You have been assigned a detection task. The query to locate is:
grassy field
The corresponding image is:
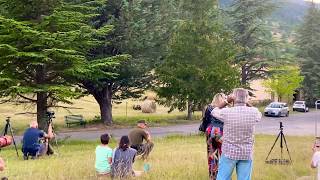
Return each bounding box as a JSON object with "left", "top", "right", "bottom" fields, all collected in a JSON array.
[
  {"left": 0, "top": 96, "right": 201, "bottom": 134},
  {"left": 0, "top": 135, "right": 317, "bottom": 180}
]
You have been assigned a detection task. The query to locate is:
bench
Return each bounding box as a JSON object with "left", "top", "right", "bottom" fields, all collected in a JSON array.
[{"left": 64, "top": 115, "right": 86, "bottom": 128}]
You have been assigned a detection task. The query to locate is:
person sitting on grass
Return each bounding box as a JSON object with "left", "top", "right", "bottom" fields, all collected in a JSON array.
[
  {"left": 128, "top": 120, "right": 154, "bottom": 160},
  {"left": 22, "top": 121, "right": 53, "bottom": 160},
  {"left": 112, "top": 136, "right": 142, "bottom": 178},
  {"left": 95, "top": 133, "right": 113, "bottom": 176}
]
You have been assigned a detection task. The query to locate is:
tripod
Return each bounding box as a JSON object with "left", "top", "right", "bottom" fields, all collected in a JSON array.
[
  {"left": 265, "top": 122, "right": 292, "bottom": 165},
  {"left": 1, "top": 117, "right": 19, "bottom": 157},
  {"left": 46, "top": 113, "right": 59, "bottom": 155}
]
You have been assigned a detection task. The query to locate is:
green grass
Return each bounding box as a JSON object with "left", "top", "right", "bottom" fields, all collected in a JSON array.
[
  {"left": 0, "top": 135, "right": 317, "bottom": 179},
  {"left": 0, "top": 96, "right": 201, "bottom": 134}
]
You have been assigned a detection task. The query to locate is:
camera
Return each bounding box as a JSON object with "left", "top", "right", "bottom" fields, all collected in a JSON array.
[{"left": 46, "top": 111, "right": 55, "bottom": 118}]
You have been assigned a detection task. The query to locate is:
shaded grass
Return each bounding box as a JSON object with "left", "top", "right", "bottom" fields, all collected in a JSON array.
[
  {"left": 0, "top": 96, "right": 201, "bottom": 134},
  {"left": 0, "top": 135, "right": 317, "bottom": 179}
]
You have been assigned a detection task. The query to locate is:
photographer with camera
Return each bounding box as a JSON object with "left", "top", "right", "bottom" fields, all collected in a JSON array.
[{"left": 22, "top": 120, "right": 54, "bottom": 160}]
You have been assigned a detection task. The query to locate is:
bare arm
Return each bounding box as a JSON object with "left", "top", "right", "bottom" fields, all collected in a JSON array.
[
  {"left": 46, "top": 123, "right": 54, "bottom": 139},
  {"left": 146, "top": 131, "right": 151, "bottom": 142}
]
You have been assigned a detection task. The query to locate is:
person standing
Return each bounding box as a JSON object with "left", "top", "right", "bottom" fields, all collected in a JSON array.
[
  {"left": 128, "top": 120, "right": 154, "bottom": 160},
  {"left": 212, "top": 88, "right": 262, "bottom": 180},
  {"left": 206, "top": 93, "right": 226, "bottom": 180}
]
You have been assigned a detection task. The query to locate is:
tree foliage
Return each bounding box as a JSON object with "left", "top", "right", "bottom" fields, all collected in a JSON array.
[
  {"left": 0, "top": 0, "right": 122, "bottom": 129},
  {"left": 296, "top": 2, "right": 320, "bottom": 104},
  {"left": 226, "top": 0, "right": 276, "bottom": 86},
  {"left": 78, "top": 0, "right": 176, "bottom": 124},
  {"left": 263, "top": 66, "right": 304, "bottom": 102},
  {"left": 155, "top": 0, "right": 239, "bottom": 119}
]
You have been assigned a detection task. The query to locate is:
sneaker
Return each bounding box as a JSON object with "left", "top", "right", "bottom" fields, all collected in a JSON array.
[{"left": 23, "top": 155, "right": 28, "bottom": 160}]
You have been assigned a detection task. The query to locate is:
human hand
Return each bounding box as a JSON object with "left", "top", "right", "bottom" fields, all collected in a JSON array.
[{"left": 227, "top": 95, "right": 235, "bottom": 104}]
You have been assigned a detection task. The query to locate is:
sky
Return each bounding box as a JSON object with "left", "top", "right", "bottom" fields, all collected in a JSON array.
[{"left": 305, "top": 0, "right": 320, "bottom": 3}]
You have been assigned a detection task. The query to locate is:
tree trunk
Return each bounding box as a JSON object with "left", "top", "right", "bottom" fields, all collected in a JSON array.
[
  {"left": 202, "top": 105, "right": 207, "bottom": 117},
  {"left": 93, "top": 84, "right": 113, "bottom": 125},
  {"left": 36, "top": 65, "right": 48, "bottom": 130},
  {"left": 187, "top": 100, "right": 193, "bottom": 120},
  {"left": 37, "top": 92, "right": 48, "bottom": 130},
  {"left": 241, "top": 65, "right": 247, "bottom": 86}
]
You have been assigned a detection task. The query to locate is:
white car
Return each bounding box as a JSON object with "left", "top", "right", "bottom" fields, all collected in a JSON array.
[
  {"left": 316, "top": 100, "right": 320, "bottom": 109},
  {"left": 264, "top": 102, "right": 289, "bottom": 117},
  {"left": 293, "top": 101, "right": 309, "bottom": 112}
]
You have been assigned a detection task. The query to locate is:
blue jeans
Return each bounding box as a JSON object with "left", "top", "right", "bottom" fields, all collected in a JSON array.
[
  {"left": 22, "top": 144, "right": 46, "bottom": 157},
  {"left": 216, "top": 154, "right": 253, "bottom": 180}
]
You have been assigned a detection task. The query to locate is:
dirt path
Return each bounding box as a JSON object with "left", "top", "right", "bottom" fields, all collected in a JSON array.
[{"left": 14, "top": 110, "right": 320, "bottom": 142}]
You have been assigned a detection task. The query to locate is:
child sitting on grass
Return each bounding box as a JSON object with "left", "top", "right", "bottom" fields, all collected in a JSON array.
[{"left": 95, "top": 133, "right": 113, "bottom": 176}]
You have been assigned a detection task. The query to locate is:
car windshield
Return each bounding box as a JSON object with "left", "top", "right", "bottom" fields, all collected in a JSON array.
[
  {"left": 294, "top": 101, "right": 304, "bottom": 104},
  {"left": 268, "top": 103, "right": 281, "bottom": 108}
]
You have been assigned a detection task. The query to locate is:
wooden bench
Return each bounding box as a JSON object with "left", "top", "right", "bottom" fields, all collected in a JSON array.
[{"left": 64, "top": 115, "right": 86, "bottom": 128}]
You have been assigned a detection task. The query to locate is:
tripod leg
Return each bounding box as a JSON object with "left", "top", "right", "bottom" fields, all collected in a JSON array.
[
  {"left": 282, "top": 133, "right": 292, "bottom": 163},
  {"left": 8, "top": 124, "right": 19, "bottom": 157},
  {"left": 3, "top": 123, "right": 9, "bottom": 136},
  {"left": 48, "top": 122, "right": 59, "bottom": 155},
  {"left": 280, "top": 132, "right": 283, "bottom": 160},
  {"left": 265, "top": 132, "right": 281, "bottom": 161}
]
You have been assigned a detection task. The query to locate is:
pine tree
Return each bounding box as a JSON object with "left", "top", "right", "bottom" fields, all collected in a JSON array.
[
  {"left": 0, "top": 0, "right": 121, "bottom": 129},
  {"left": 226, "top": 0, "right": 276, "bottom": 86},
  {"left": 155, "top": 0, "right": 239, "bottom": 119},
  {"left": 296, "top": 2, "right": 320, "bottom": 104},
  {"left": 78, "top": 0, "right": 175, "bottom": 124}
]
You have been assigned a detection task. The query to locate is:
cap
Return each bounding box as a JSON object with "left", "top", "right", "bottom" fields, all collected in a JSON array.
[{"left": 137, "top": 120, "right": 147, "bottom": 125}]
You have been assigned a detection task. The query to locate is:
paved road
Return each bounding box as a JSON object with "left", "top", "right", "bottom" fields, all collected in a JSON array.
[{"left": 14, "top": 110, "right": 320, "bottom": 142}]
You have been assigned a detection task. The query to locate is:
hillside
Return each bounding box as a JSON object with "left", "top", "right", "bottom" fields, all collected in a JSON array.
[{"left": 220, "top": 0, "right": 311, "bottom": 32}]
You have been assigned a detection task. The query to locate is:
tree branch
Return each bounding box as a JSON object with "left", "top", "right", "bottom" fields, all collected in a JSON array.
[
  {"left": 49, "top": 105, "right": 83, "bottom": 109},
  {"left": 18, "top": 93, "right": 37, "bottom": 102}
]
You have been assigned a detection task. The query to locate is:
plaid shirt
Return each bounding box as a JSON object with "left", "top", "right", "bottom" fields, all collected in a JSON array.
[{"left": 212, "top": 104, "right": 261, "bottom": 160}]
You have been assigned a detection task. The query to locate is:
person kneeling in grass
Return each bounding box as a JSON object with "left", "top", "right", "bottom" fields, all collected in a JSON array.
[
  {"left": 112, "top": 136, "right": 142, "bottom": 178},
  {"left": 95, "top": 133, "right": 113, "bottom": 176},
  {"left": 22, "top": 121, "right": 54, "bottom": 160},
  {"left": 129, "top": 120, "right": 154, "bottom": 160}
]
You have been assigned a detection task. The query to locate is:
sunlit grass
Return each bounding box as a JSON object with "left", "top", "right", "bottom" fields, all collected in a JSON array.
[
  {"left": 0, "top": 96, "right": 201, "bottom": 134},
  {"left": 0, "top": 135, "right": 317, "bottom": 180}
]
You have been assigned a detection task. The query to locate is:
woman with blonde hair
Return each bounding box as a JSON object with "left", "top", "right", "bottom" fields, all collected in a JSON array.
[{"left": 205, "top": 93, "right": 227, "bottom": 180}]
